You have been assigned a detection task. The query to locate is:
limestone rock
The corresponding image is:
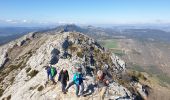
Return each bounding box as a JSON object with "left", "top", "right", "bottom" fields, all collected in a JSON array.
[{"left": 0, "top": 32, "right": 136, "bottom": 100}]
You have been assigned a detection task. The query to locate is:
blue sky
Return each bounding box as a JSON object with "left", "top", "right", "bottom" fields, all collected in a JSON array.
[{"left": 0, "top": 0, "right": 170, "bottom": 26}]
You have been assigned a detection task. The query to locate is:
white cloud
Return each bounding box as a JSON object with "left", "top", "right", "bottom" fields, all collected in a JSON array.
[
  {"left": 5, "top": 19, "right": 18, "bottom": 23},
  {"left": 3, "top": 19, "right": 31, "bottom": 24},
  {"left": 22, "top": 19, "right": 27, "bottom": 23},
  {"left": 58, "top": 20, "right": 78, "bottom": 24}
]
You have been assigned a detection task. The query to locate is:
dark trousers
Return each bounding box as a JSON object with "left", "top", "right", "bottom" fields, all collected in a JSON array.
[
  {"left": 66, "top": 81, "right": 84, "bottom": 96},
  {"left": 90, "top": 59, "right": 95, "bottom": 66},
  {"left": 61, "top": 82, "right": 67, "bottom": 92},
  {"left": 49, "top": 74, "right": 56, "bottom": 84}
]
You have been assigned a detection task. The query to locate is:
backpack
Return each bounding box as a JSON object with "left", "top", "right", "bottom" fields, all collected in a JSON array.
[
  {"left": 50, "top": 67, "right": 57, "bottom": 77},
  {"left": 73, "top": 72, "right": 83, "bottom": 85}
]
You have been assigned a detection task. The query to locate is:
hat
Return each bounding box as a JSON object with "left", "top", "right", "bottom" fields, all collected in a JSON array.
[
  {"left": 63, "top": 68, "right": 67, "bottom": 72},
  {"left": 74, "top": 63, "right": 81, "bottom": 69},
  {"left": 97, "top": 70, "right": 103, "bottom": 77},
  {"left": 77, "top": 67, "right": 82, "bottom": 72}
]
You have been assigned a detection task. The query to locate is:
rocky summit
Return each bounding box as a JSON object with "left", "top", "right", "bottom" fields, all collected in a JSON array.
[{"left": 0, "top": 30, "right": 148, "bottom": 100}]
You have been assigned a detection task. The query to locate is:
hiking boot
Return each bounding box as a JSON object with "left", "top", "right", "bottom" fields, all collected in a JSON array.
[
  {"left": 83, "top": 94, "right": 86, "bottom": 97},
  {"left": 76, "top": 95, "right": 80, "bottom": 98},
  {"left": 65, "top": 89, "right": 68, "bottom": 92},
  {"left": 80, "top": 93, "right": 85, "bottom": 97},
  {"left": 52, "top": 81, "right": 57, "bottom": 85}
]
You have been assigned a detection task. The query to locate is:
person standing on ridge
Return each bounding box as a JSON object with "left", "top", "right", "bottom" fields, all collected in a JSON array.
[
  {"left": 90, "top": 54, "right": 95, "bottom": 66},
  {"left": 45, "top": 64, "right": 57, "bottom": 84},
  {"left": 65, "top": 64, "right": 86, "bottom": 97},
  {"left": 58, "top": 68, "right": 69, "bottom": 94}
]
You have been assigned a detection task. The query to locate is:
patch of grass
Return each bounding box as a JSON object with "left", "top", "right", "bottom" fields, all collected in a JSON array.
[
  {"left": 9, "top": 77, "right": 15, "bottom": 85},
  {"left": 94, "top": 48, "right": 100, "bottom": 54},
  {"left": 102, "top": 39, "right": 118, "bottom": 49},
  {"left": 8, "top": 61, "right": 24, "bottom": 72},
  {"left": 0, "top": 71, "right": 7, "bottom": 77},
  {"left": 7, "top": 95, "right": 11, "bottom": 100},
  {"left": 26, "top": 67, "right": 31, "bottom": 73},
  {"left": 68, "top": 45, "right": 77, "bottom": 53},
  {"left": 0, "top": 77, "right": 3, "bottom": 83},
  {"left": 27, "top": 70, "right": 39, "bottom": 78},
  {"left": 77, "top": 51, "right": 83, "bottom": 58},
  {"left": 37, "top": 85, "right": 44, "bottom": 91},
  {"left": 29, "top": 85, "right": 39, "bottom": 90},
  {"left": 117, "top": 78, "right": 129, "bottom": 86},
  {"left": 128, "top": 70, "right": 147, "bottom": 81},
  {"left": 0, "top": 88, "right": 4, "bottom": 97},
  {"left": 112, "top": 50, "right": 125, "bottom": 57}
]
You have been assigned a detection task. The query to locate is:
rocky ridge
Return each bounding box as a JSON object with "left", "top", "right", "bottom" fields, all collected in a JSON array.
[{"left": 0, "top": 31, "right": 147, "bottom": 100}]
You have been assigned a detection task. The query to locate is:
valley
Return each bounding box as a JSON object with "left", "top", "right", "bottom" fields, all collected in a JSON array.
[{"left": 99, "top": 37, "right": 170, "bottom": 100}]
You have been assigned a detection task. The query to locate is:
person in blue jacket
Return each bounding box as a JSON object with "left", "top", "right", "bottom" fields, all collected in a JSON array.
[
  {"left": 45, "top": 64, "right": 57, "bottom": 84},
  {"left": 65, "top": 67, "right": 85, "bottom": 97}
]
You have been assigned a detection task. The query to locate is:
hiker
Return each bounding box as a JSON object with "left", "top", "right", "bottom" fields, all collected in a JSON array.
[
  {"left": 45, "top": 64, "right": 57, "bottom": 84},
  {"left": 58, "top": 69, "right": 69, "bottom": 94},
  {"left": 65, "top": 66, "right": 85, "bottom": 97},
  {"left": 90, "top": 54, "right": 95, "bottom": 66},
  {"left": 97, "top": 70, "right": 110, "bottom": 99}
]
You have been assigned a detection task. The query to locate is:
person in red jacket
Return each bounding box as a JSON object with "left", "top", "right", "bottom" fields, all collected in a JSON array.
[{"left": 97, "top": 70, "right": 110, "bottom": 99}]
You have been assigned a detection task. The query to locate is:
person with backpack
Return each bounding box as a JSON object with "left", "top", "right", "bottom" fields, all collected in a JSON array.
[
  {"left": 58, "top": 69, "right": 69, "bottom": 94},
  {"left": 65, "top": 66, "right": 85, "bottom": 97},
  {"left": 45, "top": 64, "right": 57, "bottom": 84}
]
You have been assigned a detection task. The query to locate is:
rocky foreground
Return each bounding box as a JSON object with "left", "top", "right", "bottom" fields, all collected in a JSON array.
[{"left": 0, "top": 31, "right": 148, "bottom": 100}]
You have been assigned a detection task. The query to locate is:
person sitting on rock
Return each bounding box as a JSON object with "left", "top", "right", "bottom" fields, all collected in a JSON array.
[
  {"left": 65, "top": 66, "right": 85, "bottom": 97},
  {"left": 58, "top": 68, "right": 69, "bottom": 94},
  {"left": 45, "top": 64, "right": 57, "bottom": 84}
]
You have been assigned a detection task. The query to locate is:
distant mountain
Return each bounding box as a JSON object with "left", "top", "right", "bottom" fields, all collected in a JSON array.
[
  {"left": 1, "top": 24, "right": 170, "bottom": 46},
  {"left": 48, "top": 24, "right": 119, "bottom": 39},
  {"left": 121, "top": 29, "right": 170, "bottom": 42},
  {"left": 52, "top": 24, "right": 170, "bottom": 42},
  {"left": 0, "top": 27, "right": 44, "bottom": 36},
  {"left": 0, "top": 27, "right": 47, "bottom": 45}
]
